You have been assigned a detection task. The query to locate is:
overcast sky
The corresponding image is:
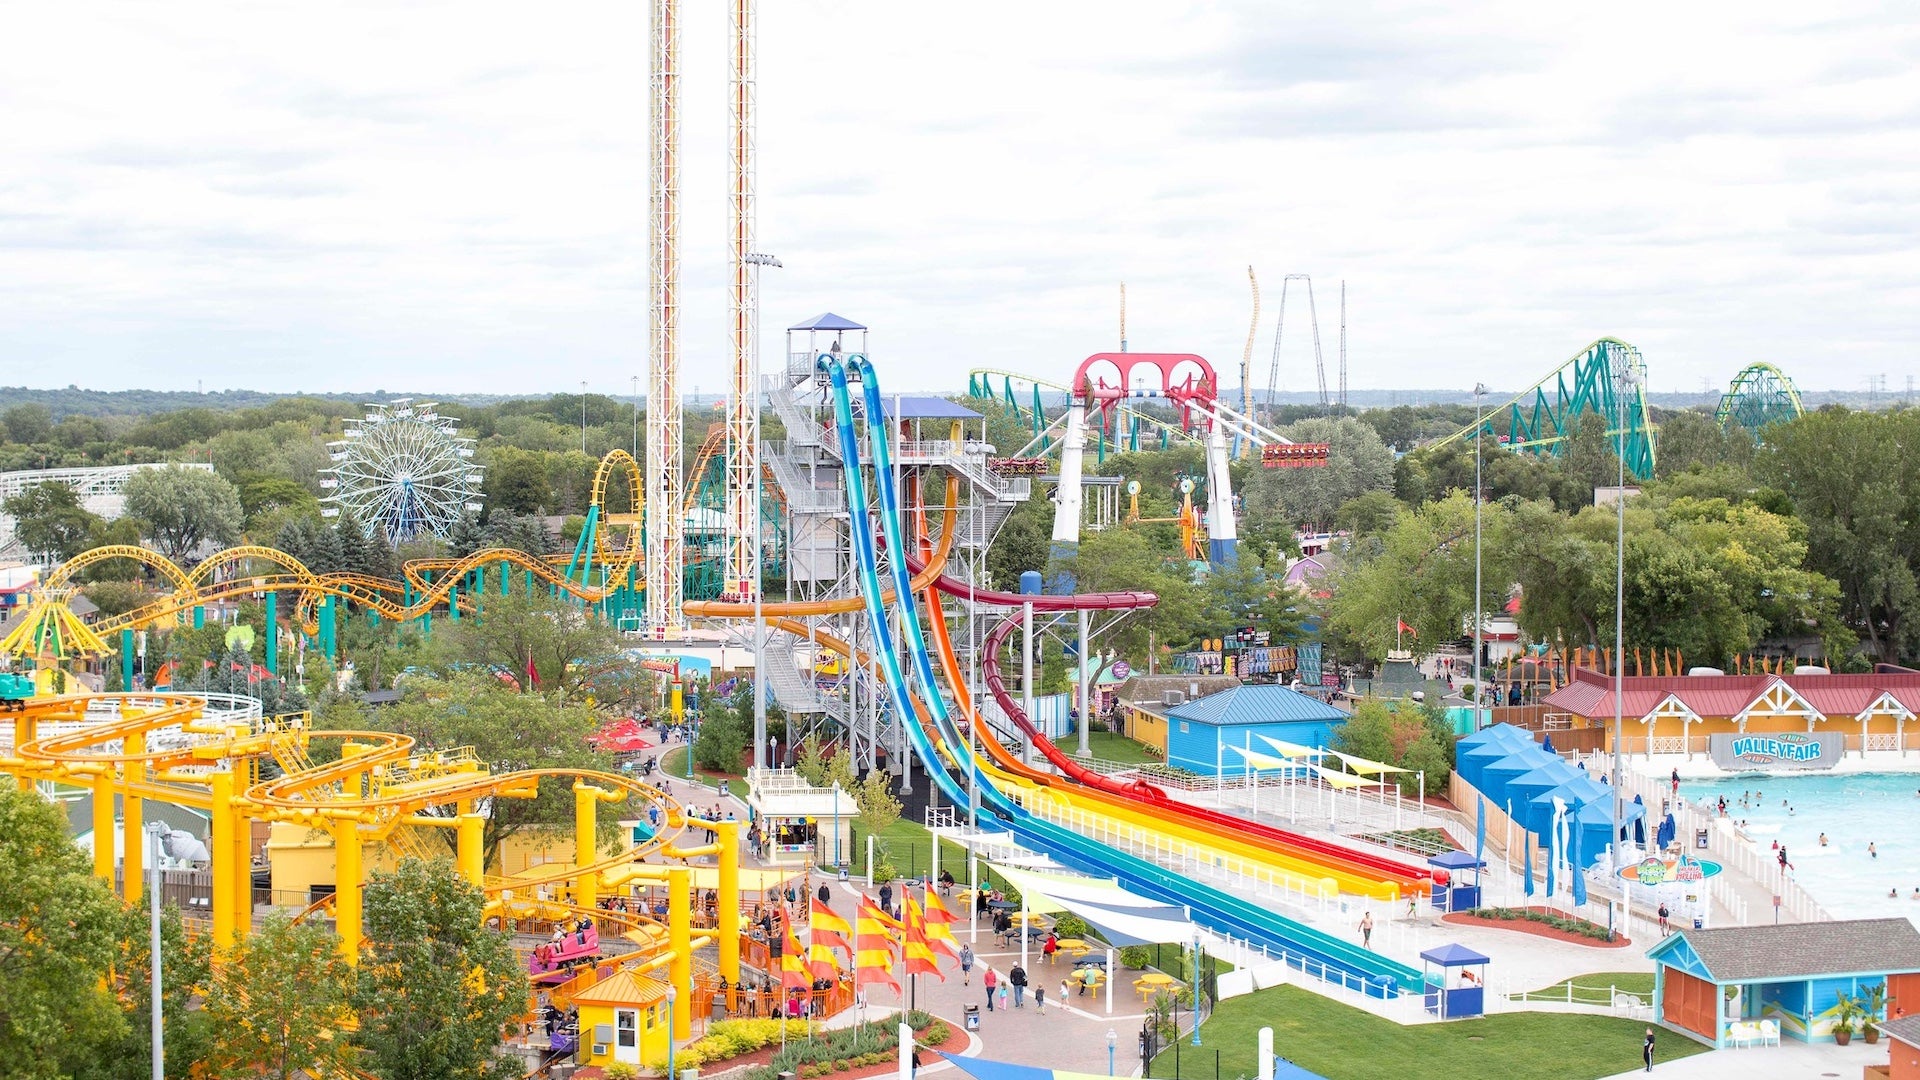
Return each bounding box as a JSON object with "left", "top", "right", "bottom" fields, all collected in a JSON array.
[{"left": 4, "top": 1, "right": 1918, "bottom": 397}]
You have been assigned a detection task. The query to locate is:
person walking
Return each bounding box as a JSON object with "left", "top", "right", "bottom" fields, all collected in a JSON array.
[
  {"left": 818, "top": 882, "right": 831, "bottom": 905},
  {"left": 1009, "top": 963, "right": 1028, "bottom": 1008},
  {"left": 959, "top": 943, "right": 975, "bottom": 985},
  {"left": 1657, "top": 902, "right": 1670, "bottom": 938},
  {"left": 879, "top": 880, "right": 893, "bottom": 912},
  {"left": 1642, "top": 1026, "right": 1655, "bottom": 1072},
  {"left": 983, "top": 966, "right": 998, "bottom": 1011},
  {"left": 1059, "top": 977, "right": 1071, "bottom": 1007},
  {"left": 1035, "top": 981, "right": 1047, "bottom": 1013},
  {"left": 1358, "top": 912, "right": 1374, "bottom": 950}
]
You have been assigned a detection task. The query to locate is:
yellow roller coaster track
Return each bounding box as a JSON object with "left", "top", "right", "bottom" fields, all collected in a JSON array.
[{"left": 42, "top": 451, "right": 648, "bottom": 637}]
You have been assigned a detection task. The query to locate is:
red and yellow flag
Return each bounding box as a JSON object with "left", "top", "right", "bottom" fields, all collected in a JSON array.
[
  {"left": 903, "top": 896, "right": 946, "bottom": 979},
  {"left": 810, "top": 900, "right": 852, "bottom": 956},
  {"left": 920, "top": 897, "right": 960, "bottom": 960},
  {"left": 853, "top": 896, "right": 899, "bottom": 993},
  {"left": 923, "top": 889, "right": 963, "bottom": 926},
  {"left": 779, "top": 918, "right": 812, "bottom": 990}
]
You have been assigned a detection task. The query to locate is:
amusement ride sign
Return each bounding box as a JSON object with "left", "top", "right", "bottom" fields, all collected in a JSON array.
[
  {"left": 1618, "top": 854, "right": 1723, "bottom": 885},
  {"left": 1707, "top": 731, "right": 1844, "bottom": 771}
]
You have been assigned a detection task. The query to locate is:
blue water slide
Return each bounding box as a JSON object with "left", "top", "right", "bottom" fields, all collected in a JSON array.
[{"left": 822, "top": 355, "right": 1420, "bottom": 996}]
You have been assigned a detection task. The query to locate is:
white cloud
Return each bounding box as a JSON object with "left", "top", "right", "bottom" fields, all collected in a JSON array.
[{"left": 1, "top": 0, "right": 1917, "bottom": 395}]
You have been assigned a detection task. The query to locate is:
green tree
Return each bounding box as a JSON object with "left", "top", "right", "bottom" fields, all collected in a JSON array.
[
  {"left": 352, "top": 859, "right": 527, "bottom": 1080},
  {"left": 692, "top": 692, "right": 749, "bottom": 773},
  {"left": 0, "top": 785, "right": 127, "bottom": 1078},
  {"left": 984, "top": 499, "right": 1050, "bottom": 591},
  {"left": 432, "top": 591, "right": 622, "bottom": 699},
  {"left": 485, "top": 449, "right": 551, "bottom": 514},
  {"left": 854, "top": 770, "right": 903, "bottom": 878},
  {"left": 1331, "top": 699, "right": 1452, "bottom": 795},
  {"left": 1241, "top": 416, "right": 1394, "bottom": 529},
  {"left": 2, "top": 481, "right": 103, "bottom": 565},
  {"left": 1332, "top": 490, "right": 1400, "bottom": 538},
  {"left": 63, "top": 903, "right": 215, "bottom": 1080},
  {"left": 236, "top": 471, "right": 319, "bottom": 530},
  {"left": 1326, "top": 493, "right": 1499, "bottom": 661},
  {"left": 1654, "top": 408, "right": 1751, "bottom": 478},
  {"left": 1762, "top": 409, "right": 1920, "bottom": 664},
  {"left": 122, "top": 465, "right": 244, "bottom": 562},
  {"left": 1559, "top": 412, "right": 1621, "bottom": 501},
  {"left": 204, "top": 915, "right": 354, "bottom": 1080},
  {"left": 3, "top": 402, "right": 55, "bottom": 444},
  {"left": 1058, "top": 527, "right": 1208, "bottom": 676}
]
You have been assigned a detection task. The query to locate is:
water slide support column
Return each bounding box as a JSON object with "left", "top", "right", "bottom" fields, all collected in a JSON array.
[
  {"left": 1204, "top": 420, "right": 1238, "bottom": 566},
  {"left": 1049, "top": 402, "right": 1088, "bottom": 568},
  {"left": 1022, "top": 601, "right": 1034, "bottom": 766},
  {"left": 668, "top": 866, "right": 694, "bottom": 1042},
  {"left": 1077, "top": 608, "right": 1092, "bottom": 758}
]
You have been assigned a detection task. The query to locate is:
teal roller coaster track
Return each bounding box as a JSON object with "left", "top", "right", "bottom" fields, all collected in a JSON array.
[{"left": 1430, "top": 337, "right": 1656, "bottom": 480}]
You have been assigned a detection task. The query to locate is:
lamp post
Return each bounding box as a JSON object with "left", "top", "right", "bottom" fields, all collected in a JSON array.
[
  {"left": 632, "top": 375, "right": 641, "bottom": 460},
  {"left": 666, "top": 986, "right": 678, "bottom": 1080},
  {"left": 1107, "top": 1028, "right": 1117, "bottom": 1076},
  {"left": 147, "top": 822, "right": 165, "bottom": 1080},
  {"left": 581, "top": 380, "right": 589, "bottom": 455},
  {"left": 746, "top": 251, "right": 782, "bottom": 771},
  {"left": 1611, "top": 359, "right": 1639, "bottom": 870},
  {"left": 1189, "top": 932, "right": 1203, "bottom": 1046},
  {"left": 1472, "top": 382, "right": 1487, "bottom": 729}
]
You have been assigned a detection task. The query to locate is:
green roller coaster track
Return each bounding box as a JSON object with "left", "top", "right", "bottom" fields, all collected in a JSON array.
[
  {"left": 1430, "top": 337, "right": 1657, "bottom": 480},
  {"left": 1714, "top": 362, "right": 1804, "bottom": 440}
]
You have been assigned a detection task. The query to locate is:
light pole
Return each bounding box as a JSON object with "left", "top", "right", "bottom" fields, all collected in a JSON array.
[
  {"left": 1472, "top": 383, "right": 1488, "bottom": 729},
  {"left": 632, "top": 375, "right": 641, "bottom": 460},
  {"left": 1611, "top": 358, "right": 1638, "bottom": 867},
  {"left": 746, "top": 251, "right": 782, "bottom": 771},
  {"left": 666, "top": 986, "right": 678, "bottom": 1080},
  {"left": 147, "top": 822, "right": 165, "bottom": 1080},
  {"left": 1107, "top": 1028, "right": 1117, "bottom": 1076},
  {"left": 581, "top": 380, "right": 589, "bottom": 454},
  {"left": 1189, "top": 932, "right": 1203, "bottom": 1046}
]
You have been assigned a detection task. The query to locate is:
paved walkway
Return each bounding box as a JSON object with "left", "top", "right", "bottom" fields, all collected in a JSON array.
[{"left": 1599, "top": 1037, "right": 1892, "bottom": 1079}]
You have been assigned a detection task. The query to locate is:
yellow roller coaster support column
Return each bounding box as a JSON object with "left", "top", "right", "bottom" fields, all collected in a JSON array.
[
  {"left": 231, "top": 791, "right": 253, "bottom": 939},
  {"left": 573, "top": 782, "right": 620, "bottom": 910},
  {"left": 668, "top": 865, "right": 693, "bottom": 1042},
  {"left": 335, "top": 819, "right": 364, "bottom": 963},
  {"left": 208, "top": 764, "right": 236, "bottom": 949},
  {"left": 92, "top": 772, "right": 116, "bottom": 882},
  {"left": 210, "top": 771, "right": 237, "bottom": 950},
  {"left": 121, "top": 730, "right": 144, "bottom": 902},
  {"left": 457, "top": 812, "right": 484, "bottom": 886},
  {"left": 716, "top": 819, "right": 741, "bottom": 1011},
  {"left": 12, "top": 716, "right": 32, "bottom": 791}
]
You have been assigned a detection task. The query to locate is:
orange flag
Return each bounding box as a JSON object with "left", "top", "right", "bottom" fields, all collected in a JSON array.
[
  {"left": 904, "top": 896, "right": 950, "bottom": 976},
  {"left": 810, "top": 900, "right": 852, "bottom": 956},
  {"left": 780, "top": 919, "right": 812, "bottom": 990},
  {"left": 853, "top": 897, "right": 900, "bottom": 993},
  {"left": 919, "top": 892, "right": 961, "bottom": 960}
]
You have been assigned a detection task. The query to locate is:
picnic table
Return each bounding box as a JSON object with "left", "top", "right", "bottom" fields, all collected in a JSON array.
[
  {"left": 1052, "top": 937, "right": 1093, "bottom": 958},
  {"left": 1133, "top": 972, "right": 1183, "bottom": 1002}
]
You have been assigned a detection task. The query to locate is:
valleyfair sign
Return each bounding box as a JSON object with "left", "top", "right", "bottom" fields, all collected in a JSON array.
[{"left": 1707, "top": 731, "right": 1845, "bottom": 771}]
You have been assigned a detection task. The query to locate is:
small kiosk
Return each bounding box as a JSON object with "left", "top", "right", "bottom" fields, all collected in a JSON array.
[
  {"left": 1427, "top": 850, "right": 1485, "bottom": 912},
  {"left": 1421, "top": 943, "right": 1490, "bottom": 1020},
  {"left": 745, "top": 767, "right": 853, "bottom": 869}
]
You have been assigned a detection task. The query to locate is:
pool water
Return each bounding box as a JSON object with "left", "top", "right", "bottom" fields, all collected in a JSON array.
[{"left": 1688, "top": 771, "right": 1920, "bottom": 929}]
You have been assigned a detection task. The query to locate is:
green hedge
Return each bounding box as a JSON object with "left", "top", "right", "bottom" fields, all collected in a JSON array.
[{"left": 1465, "top": 907, "right": 1614, "bottom": 942}]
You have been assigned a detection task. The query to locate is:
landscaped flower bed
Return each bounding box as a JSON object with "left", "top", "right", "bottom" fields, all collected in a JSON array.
[{"left": 1443, "top": 906, "right": 1630, "bottom": 948}]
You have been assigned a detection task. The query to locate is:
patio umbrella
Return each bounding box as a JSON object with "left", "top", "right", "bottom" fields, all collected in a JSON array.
[{"left": 1631, "top": 794, "right": 1646, "bottom": 846}]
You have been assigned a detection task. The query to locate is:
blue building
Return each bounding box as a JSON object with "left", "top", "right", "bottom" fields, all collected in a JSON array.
[{"left": 1162, "top": 685, "right": 1349, "bottom": 776}]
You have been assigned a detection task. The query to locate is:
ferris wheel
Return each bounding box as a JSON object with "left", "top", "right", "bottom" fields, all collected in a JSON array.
[{"left": 320, "top": 400, "right": 484, "bottom": 545}]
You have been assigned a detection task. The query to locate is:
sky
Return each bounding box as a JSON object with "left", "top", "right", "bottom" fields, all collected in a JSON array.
[{"left": 3, "top": 1, "right": 1918, "bottom": 397}]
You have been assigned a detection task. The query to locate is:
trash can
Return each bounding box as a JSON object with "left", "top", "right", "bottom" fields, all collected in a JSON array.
[
  {"left": 964, "top": 1004, "right": 981, "bottom": 1031},
  {"left": 838, "top": 867, "right": 849, "bottom": 882},
  {"left": 1694, "top": 828, "right": 1709, "bottom": 850},
  {"left": 710, "top": 994, "right": 728, "bottom": 1021}
]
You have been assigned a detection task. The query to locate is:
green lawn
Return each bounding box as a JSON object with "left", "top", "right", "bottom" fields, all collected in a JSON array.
[
  {"left": 1515, "top": 972, "right": 1656, "bottom": 1007},
  {"left": 1079, "top": 730, "right": 1161, "bottom": 765},
  {"left": 1147, "top": 985, "right": 1703, "bottom": 1080},
  {"left": 655, "top": 746, "right": 749, "bottom": 798}
]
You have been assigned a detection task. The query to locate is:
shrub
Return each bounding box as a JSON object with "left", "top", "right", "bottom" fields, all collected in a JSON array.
[
  {"left": 604, "top": 1066, "right": 640, "bottom": 1080},
  {"left": 1118, "top": 945, "right": 1154, "bottom": 970},
  {"left": 1466, "top": 906, "right": 1614, "bottom": 942},
  {"left": 1052, "top": 912, "right": 1090, "bottom": 939}
]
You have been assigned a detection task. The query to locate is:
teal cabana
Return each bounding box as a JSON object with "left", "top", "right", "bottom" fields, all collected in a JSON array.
[{"left": 1647, "top": 918, "right": 1920, "bottom": 1047}]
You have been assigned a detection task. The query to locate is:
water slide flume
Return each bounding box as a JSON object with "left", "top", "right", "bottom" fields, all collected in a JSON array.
[{"left": 819, "top": 354, "right": 1422, "bottom": 995}]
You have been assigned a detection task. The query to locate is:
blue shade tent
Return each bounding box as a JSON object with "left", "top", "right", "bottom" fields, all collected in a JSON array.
[
  {"left": 1541, "top": 734, "right": 1555, "bottom": 755},
  {"left": 1505, "top": 764, "right": 1580, "bottom": 807},
  {"left": 1478, "top": 754, "right": 1540, "bottom": 805},
  {"left": 1631, "top": 794, "right": 1647, "bottom": 845},
  {"left": 787, "top": 312, "right": 868, "bottom": 331},
  {"left": 1455, "top": 725, "right": 1534, "bottom": 788}
]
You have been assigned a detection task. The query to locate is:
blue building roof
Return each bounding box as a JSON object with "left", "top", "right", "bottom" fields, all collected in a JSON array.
[
  {"left": 1164, "top": 685, "right": 1346, "bottom": 726},
  {"left": 787, "top": 312, "right": 867, "bottom": 331},
  {"left": 877, "top": 395, "right": 982, "bottom": 420}
]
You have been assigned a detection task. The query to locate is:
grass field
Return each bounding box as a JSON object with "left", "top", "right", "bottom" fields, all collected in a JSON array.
[
  {"left": 1079, "top": 730, "right": 1161, "bottom": 765},
  {"left": 1146, "top": 985, "right": 1704, "bottom": 1080},
  {"left": 655, "top": 746, "right": 749, "bottom": 799},
  {"left": 1514, "top": 972, "right": 1656, "bottom": 1007}
]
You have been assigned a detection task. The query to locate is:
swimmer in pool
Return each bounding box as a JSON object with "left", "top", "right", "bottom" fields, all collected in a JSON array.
[
  {"left": 1871, "top": 843, "right": 1878, "bottom": 859},
  {"left": 1894, "top": 888, "right": 1901, "bottom": 899},
  {"left": 1819, "top": 833, "right": 1828, "bottom": 846}
]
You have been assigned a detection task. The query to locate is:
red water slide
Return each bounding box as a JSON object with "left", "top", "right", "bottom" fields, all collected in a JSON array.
[{"left": 905, "top": 552, "right": 1433, "bottom": 887}]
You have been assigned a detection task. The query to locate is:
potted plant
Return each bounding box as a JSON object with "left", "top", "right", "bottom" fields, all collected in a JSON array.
[
  {"left": 1863, "top": 983, "right": 1889, "bottom": 1044},
  {"left": 1831, "top": 995, "right": 1863, "bottom": 1046}
]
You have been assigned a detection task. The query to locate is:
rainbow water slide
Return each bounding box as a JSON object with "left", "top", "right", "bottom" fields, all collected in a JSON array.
[{"left": 825, "top": 355, "right": 1421, "bottom": 995}]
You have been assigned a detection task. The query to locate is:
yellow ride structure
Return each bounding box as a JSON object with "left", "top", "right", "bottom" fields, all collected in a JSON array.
[{"left": 0, "top": 689, "right": 742, "bottom": 1038}]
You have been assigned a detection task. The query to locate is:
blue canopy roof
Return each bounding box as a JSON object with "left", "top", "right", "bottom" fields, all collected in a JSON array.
[
  {"left": 787, "top": 312, "right": 867, "bottom": 331},
  {"left": 876, "top": 395, "right": 982, "bottom": 420},
  {"left": 1428, "top": 850, "right": 1486, "bottom": 870},
  {"left": 1420, "top": 943, "right": 1492, "bottom": 967},
  {"left": 1166, "top": 684, "right": 1347, "bottom": 726}
]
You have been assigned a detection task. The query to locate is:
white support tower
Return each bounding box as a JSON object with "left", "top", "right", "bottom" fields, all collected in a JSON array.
[
  {"left": 724, "top": 0, "right": 759, "bottom": 602},
  {"left": 646, "top": 0, "right": 684, "bottom": 634}
]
